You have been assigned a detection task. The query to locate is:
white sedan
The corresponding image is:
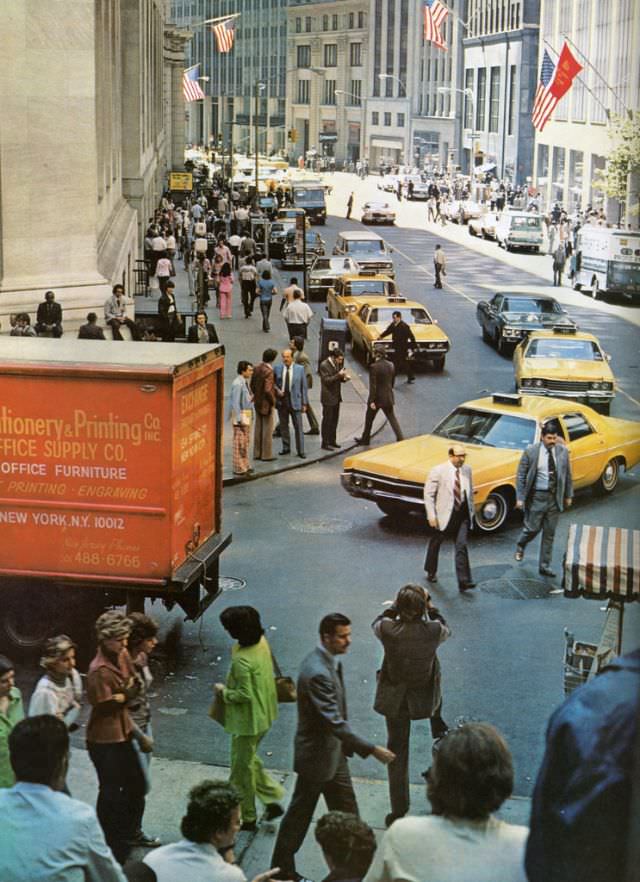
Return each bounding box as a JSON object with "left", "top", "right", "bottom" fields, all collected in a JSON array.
[
  {"left": 378, "top": 175, "right": 399, "bottom": 193},
  {"left": 361, "top": 201, "right": 396, "bottom": 225},
  {"left": 468, "top": 210, "right": 500, "bottom": 239}
]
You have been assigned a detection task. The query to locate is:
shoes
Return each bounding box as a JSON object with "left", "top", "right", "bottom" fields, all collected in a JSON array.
[
  {"left": 385, "top": 812, "right": 405, "bottom": 828},
  {"left": 514, "top": 547, "right": 524, "bottom": 562},
  {"left": 431, "top": 725, "right": 449, "bottom": 740},
  {"left": 539, "top": 567, "right": 557, "bottom": 578},
  {"left": 548, "top": 587, "right": 564, "bottom": 595},
  {"left": 425, "top": 573, "right": 438, "bottom": 583},
  {"left": 459, "top": 581, "right": 477, "bottom": 592},
  {"left": 128, "top": 831, "right": 162, "bottom": 848},
  {"left": 330, "top": 443, "right": 341, "bottom": 450},
  {"left": 304, "top": 429, "right": 320, "bottom": 436},
  {"left": 262, "top": 457, "right": 277, "bottom": 462},
  {"left": 321, "top": 445, "right": 333, "bottom": 451},
  {"left": 298, "top": 453, "right": 307, "bottom": 459},
  {"left": 279, "top": 450, "right": 290, "bottom": 456},
  {"left": 240, "top": 821, "right": 257, "bottom": 832},
  {"left": 354, "top": 437, "right": 370, "bottom": 445},
  {"left": 264, "top": 802, "right": 284, "bottom": 821},
  {"left": 407, "top": 378, "right": 415, "bottom": 384}
]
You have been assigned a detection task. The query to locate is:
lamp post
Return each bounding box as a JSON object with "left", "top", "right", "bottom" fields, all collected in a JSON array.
[
  {"left": 378, "top": 73, "right": 407, "bottom": 97},
  {"left": 254, "top": 80, "right": 266, "bottom": 204},
  {"left": 439, "top": 86, "right": 475, "bottom": 176},
  {"left": 198, "top": 76, "right": 210, "bottom": 154},
  {"left": 335, "top": 89, "right": 365, "bottom": 165}
]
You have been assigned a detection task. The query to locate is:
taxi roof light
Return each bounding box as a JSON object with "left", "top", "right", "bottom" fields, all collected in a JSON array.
[
  {"left": 387, "top": 296, "right": 407, "bottom": 303},
  {"left": 553, "top": 326, "right": 578, "bottom": 335},
  {"left": 492, "top": 392, "right": 522, "bottom": 406}
]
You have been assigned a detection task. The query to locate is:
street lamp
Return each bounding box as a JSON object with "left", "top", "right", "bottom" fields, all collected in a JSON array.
[
  {"left": 439, "top": 86, "right": 475, "bottom": 176},
  {"left": 254, "top": 81, "right": 267, "bottom": 202},
  {"left": 378, "top": 73, "right": 407, "bottom": 97},
  {"left": 198, "top": 76, "right": 210, "bottom": 152}
]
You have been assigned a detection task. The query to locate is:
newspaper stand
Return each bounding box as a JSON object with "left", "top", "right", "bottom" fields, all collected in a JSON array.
[{"left": 562, "top": 523, "right": 639, "bottom": 693}]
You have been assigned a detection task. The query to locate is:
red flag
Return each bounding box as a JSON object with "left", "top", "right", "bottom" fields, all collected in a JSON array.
[{"left": 549, "top": 42, "right": 583, "bottom": 100}]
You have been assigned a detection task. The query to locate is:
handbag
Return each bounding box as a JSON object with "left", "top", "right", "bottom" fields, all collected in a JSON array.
[
  {"left": 239, "top": 408, "right": 253, "bottom": 427},
  {"left": 208, "top": 690, "right": 226, "bottom": 726},
  {"left": 271, "top": 650, "right": 297, "bottom": 703}
]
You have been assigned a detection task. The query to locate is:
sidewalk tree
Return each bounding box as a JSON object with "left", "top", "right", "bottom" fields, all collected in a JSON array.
[{"left": 594, "top": 114, "right": 640, "bottom": 227}]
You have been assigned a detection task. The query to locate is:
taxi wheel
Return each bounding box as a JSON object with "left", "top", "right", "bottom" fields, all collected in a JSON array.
[
  {"left": 593, "top": 458, "right": 619, "bottom": 495},
  {"left": 475, "top": 490, "right": 510, "bottom": 532}
]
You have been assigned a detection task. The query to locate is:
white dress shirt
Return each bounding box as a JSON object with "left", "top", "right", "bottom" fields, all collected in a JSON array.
[
  {"left": 535, "top": 444, "right": 556, "bottom": 491},
  {"left": 144, "top": 840, "right": 246, "bottom": 882}
]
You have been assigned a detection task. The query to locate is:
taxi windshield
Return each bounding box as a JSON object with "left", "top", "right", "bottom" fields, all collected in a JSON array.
[
  {"left": 368, "top": 308, "right": 431, "bottom": 324},
  {"left": 348, "top": 280, "right": 388, "bottom": 296},
  {"left": 433, "top": 407, "right": 536, "bottom": 450},
  {"left": 526, "top": 338, "right": 602, "bottom": 360}
]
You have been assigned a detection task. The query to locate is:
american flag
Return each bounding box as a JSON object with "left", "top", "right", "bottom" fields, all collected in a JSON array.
[
  {"left": 423, "top": 0, "right": 449, "bottom": 51},
  {"left": 213, "top": 18, "right": 236, "bottom": 53},
  {"left": 531, "top": 50, "right": 557, "bottom": 131},
  {"left": 183, "top": 65, "right": 205, "bottom": 102}
]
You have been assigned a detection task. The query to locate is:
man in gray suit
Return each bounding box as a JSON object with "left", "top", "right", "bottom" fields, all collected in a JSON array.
[
  {"left": 424, "top": 444, "right": 476, "bottom": 591},
  {"left": 515, "top": 421, "right": 573, "bottom": 578},
  {"left": 271, "top": 613, "right": 395, "bottom": 881},
  {"left": 273, "top": 349, "right": 309, "bottom": 459},
  {"left": 354, "top": 350, "right": 404, "bottom": 446}
]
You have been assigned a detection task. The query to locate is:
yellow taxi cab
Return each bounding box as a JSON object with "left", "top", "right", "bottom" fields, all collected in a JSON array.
[
  {"left": 513, "top": 327, "right": 615, "bottom": 414},
  {"left": 341, "top": 392, "right": 640, "bottom": 532},
  {"left": 326, "top": 272, "right": 398, "bottom": 320},
  {"left": 347, "top": 296, "right": 450, "bottom": 371}
]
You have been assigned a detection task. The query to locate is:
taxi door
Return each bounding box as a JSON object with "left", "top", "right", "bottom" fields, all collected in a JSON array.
[{"left": 559, "top": 411, "right": 608, "bottom": 488}]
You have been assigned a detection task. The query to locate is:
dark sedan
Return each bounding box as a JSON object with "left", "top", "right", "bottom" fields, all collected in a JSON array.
[
  {"left": 281, "top": 229, "right": 326, "bottom": 268},
  {"left": 477, "top": 292, "right": 576, "bottom": 355}
]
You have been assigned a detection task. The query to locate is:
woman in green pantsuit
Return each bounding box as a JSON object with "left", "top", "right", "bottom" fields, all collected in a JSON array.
[{"left": 215, "top": 606, "right": 285, "bottom": 831}]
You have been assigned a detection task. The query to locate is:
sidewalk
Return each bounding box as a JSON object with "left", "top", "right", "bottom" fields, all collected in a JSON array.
[
  {"left": 67, "top": 746, "right": 531, "bottom": 880},
  {"left": 134, "top": 254, "right": 379, "bottom": 487}
]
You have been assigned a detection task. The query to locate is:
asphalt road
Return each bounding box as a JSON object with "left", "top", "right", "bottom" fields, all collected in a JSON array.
[{"left": 19, "top": 191, "right": 640, "bottom": 800}]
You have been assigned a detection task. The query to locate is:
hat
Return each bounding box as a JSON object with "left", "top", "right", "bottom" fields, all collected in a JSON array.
[{"left": 95, "top": 610, "right": 131, "bottom": 642}]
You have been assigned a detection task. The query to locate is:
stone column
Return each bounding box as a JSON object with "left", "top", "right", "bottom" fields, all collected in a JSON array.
[{"left": 165, "top": 28, "right": 193, "bottom": 171}]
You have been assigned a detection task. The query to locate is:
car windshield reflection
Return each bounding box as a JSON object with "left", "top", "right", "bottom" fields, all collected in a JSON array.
[{"left": 433, "top": 408, "right": 537, "bottom": 450}]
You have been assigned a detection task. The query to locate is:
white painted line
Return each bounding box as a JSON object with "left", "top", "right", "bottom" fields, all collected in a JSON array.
[
  {"left": 617, "top": 386, "right": 640, "bottom": 411},
  {"left": 386, "top": 242, "right": 478, "bottom": 305}
]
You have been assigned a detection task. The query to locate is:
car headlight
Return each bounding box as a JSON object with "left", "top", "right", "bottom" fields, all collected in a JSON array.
[
  {"left": 591, "top": 381, "right": 612, "bottom": 390},
  {"left": 533, "top": 378, "right": 545, "bottom": 388},
  {"left": 521, "top": 378, "right": 533, "bottom": 387},
  {"left": 503, "top": 327, "right": 521, "bottom": 338},
  {"left": 345, "top": 304, "right": 357, "bottom": 313}
]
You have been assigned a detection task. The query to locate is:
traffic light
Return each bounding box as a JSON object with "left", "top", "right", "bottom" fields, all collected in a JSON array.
[{"left": 288, "top": 128, "right": 298, "bottom": 143}]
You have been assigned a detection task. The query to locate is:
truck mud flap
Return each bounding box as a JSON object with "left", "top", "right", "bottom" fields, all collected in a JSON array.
[{"left": 169, "top": 531, "right": 232, "bottom": 621}]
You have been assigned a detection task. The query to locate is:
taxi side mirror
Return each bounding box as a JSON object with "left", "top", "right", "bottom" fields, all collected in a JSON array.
[{"left": 605, "top": 353, "right": 611, "bottom": 362}]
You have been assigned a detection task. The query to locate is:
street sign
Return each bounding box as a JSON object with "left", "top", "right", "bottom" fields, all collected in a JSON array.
[{"left": 169, "top": 172, "right": 193, "bottom": 191}]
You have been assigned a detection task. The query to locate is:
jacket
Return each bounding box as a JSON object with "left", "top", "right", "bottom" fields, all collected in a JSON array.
[
  {"left": 0, "top": 688, "right": 24, "bottom": 788},
  {"left": 372, "top": 610, "right": 450, "bottom": 719},
  {"left": 525, "top": 650, "right": 640, "bottom": 882},
  {"left": 516, "top": 441, "right": 573, "bottom": 511},
  {"left": 274, "top": 362, "right": 308, "bottom": 411},
  {"left": 378, "top": 320, "right": 416, "bottom": 354},
  {"left": 424, "top": 461, "right": 475, "bottom": 529},
  {"left": 294, "top": 350, "right": 314, "bottom": 390},
  {"left": 319, "top": 357, "right": 347, "bottom": 406},
  {"left": 221, "top": 636, "right": 279, "bottom": 737},
  {"left": 367, "top": 357, "right": 395, "bottom": 407},
  {"left": 36, "top": 301, "right": 62, "bottom": 326},
  {"left": 251, "top": 362, "right": 276, "bottom": 414},
  {"left": 187, "top": 322, "right": 219, "bottom": 344},
  {"left": 294, "top": 647, "right": 374, "bottom": 783}
]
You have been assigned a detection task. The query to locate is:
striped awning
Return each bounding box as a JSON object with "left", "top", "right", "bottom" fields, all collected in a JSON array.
[{"left": 563, "top": 524, "right": 640, "bottom": 600}]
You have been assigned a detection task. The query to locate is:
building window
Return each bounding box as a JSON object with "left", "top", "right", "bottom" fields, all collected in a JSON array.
[
  {"left": 323, "top": 79, "right": 336, "bottom": 105},
  {"left": 552, "top": 146, "right": 566, "bottom": 203},
  {"left": 507, "top": 65, "right": 516, "bottom": 134},
  {"left": 397, "top": 113, "right": 405, "bottom": 127},
  {"left": 464, "top": 69, "right": 474, "bottom": 128},
  {"left": 349, "top": 80, "right": 362, "bottom": 105},
  {"left": 296, "top": 45, "right": 311, "bottom": 68},
  {"left": 295, "top": 17, "right": 301, "bottom": 34},
  {"left": 332, "top": 14, "right": 338, "bottom": 29},
  {"left": 297, "top": 79, "right": 310, "bottom": 104},
  {"left": 324, "top": 44, "right": 338, "bottom": 67},
  {"left": 349, "top": 12, "right": 354, "bottom": 28},
  {"left": 322, "top": 15, "right": 328, "bottom": 31},
  {"left": 537, "top": 144, "right": 549, "bottom": 188},
  {"left": 476, "top": 67, "right": 486, "bottom": 130},
  {"left": 489, "top": 67, "right": 500, "bottom": 132},
  {"left": 384, "top": 112, "right": 392, "bottom": 126},
  {"left": 350, "top": 42, "right": 362, "bottom": 67},
  {"left": 358, "top": 11, "right": 365, "bottom": 27},
  {"left": 372, "top": 111, "right": 379, "bottom": 125},
  {"left": 305, "top": 16, "right": 311, "bottom": 32}
]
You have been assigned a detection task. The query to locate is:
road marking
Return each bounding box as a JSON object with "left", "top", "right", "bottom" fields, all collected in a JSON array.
[
  {"left": 386, "top": 242, "right": 478, "bottom": 304},
  {"left": 617, "top": 386, "right": 640, "bottom": 410}
]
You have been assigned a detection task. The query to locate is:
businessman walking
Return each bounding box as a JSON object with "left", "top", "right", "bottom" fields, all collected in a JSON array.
[{"left": 354, "top": 350, "right": 403, "bottom": 445}]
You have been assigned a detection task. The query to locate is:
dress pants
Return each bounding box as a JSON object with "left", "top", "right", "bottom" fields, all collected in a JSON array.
[
  {"left": 392, "top": 352, "right": 414, "bottom": 382},
  {"left": 425, "top": 508, "right": 472, "bottom": 587},
  {"left": 230, "top": 732, "right": 285, "bottom": 824},
  {"left": 241, "top": 281, "right": 255, "bottom": 316},
  {"left": 361, "top": 404, "right": 403, "bottom": 443},
  {"left": 305, "top": 401, "right": 320, "bottom": 433},
  {"left": 434, "top": 262, "right": 443, "bottom": 288},
  {"left": 278, "top": 402, "right": 304, "bottom": 455},
  {"left": 88, "top": 739, "right": 146, "bottom": 864},
  {"left": 517, "top": 490, "right": 560, "bottom": 569},
  {"left": 321, "top": 403, "right": 340, "bottom": 446},
  {"left": 271, "top": 755, "right": 359, "bottom": 878},
  {"left": 385, "top": 701, "right": 448, "bottom": 818},
  {"left": 254, "top": 410, "right": 274, "bottom": 459}
]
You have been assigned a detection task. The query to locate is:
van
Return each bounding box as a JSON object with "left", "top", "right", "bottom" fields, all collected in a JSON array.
[
  {"left": 573, "top": 226, "right": 640, "bottom": 300},
  {"left": 332, "top": 231, "right": 395, "bottom": 277},
  {"left": 495, "top": 211, "right": 544, "bottom": 253}
]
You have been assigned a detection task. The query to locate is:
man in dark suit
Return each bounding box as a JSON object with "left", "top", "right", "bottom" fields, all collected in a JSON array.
[
  {"left": 273, "top": 348, "right": 308, "bottom": 458},
  {"left": 378, "top": 311, "right": 417, "bottom": 383},
  {"left": 424, "top": 444, "right": 476, "bottom": 592},
  {"left": 354, "top": 350, "right": 403, "bottom": 446},
  {"left": 515, "top": 421, "right": 573, "bottom": 578},
  {"left": 372, "top": 584, "right": 450, "bottom": 826},
  {"left": 35, "top": 291, "right": 63, "bottom": 337},
  {"left": 319, "top": 349, "right": 350, "bottom": 451},
  {"left": 187, "top": 311, "right": 219, "bottom": 344},
  {"left": 77, "top": 313, "right": 106, "bottom": 340},
  {"left": 271, "top": 613, "right": 395, "bottom": 881}
]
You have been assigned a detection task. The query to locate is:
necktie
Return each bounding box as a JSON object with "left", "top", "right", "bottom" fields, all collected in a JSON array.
[
  {"left": 547, "top": 447, "right": 557, "bottom": 491},
  {"left": 453, "top": 467, "right": 462, "bottom": 510},
  {"left": 284, "top": 367, "right": 290, "bottom": 394}
]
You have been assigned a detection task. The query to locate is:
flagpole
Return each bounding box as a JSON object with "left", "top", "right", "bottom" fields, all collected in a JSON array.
[
  {"left": 559, "top": 33, "right": 632, "bottom": 119},
  {"left": 543, "top": 40, "right": 612, "bottom": 121}
]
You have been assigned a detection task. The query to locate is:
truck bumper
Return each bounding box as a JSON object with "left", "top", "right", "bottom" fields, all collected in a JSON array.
[{"left": 168, "top": 531, "right": 233, "bottom": 620}]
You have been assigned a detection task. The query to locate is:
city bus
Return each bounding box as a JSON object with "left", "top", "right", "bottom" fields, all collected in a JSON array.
[{"left": 574, "top": 226, "right": 640, "bottom": 301}]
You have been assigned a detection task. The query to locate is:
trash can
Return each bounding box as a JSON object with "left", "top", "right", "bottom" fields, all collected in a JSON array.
[{"left": 318, "top": 317, "right": 348, "bottom": 368}]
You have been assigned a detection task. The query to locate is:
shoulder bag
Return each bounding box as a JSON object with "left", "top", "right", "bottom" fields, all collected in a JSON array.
[{"left": 271, "top": 650, "right": 297, "bottom": 703}]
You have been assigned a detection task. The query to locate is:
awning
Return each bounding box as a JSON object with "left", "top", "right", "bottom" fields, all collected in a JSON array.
[{"left": 371, "top": 138, "right": 404, "bottom": 150}]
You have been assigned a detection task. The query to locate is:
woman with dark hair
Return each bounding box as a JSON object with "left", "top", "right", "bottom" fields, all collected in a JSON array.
[
  {"left": 218, "top": 261, "right": 234, "bottom": 319},
  {"left": 214, "top": 606, "right": 284, "bottom": 831},
  {"left": 315, "top": 811, "right": 377, "bottom": 882},
  {"left": 362, "top": 722, "right": 528, "bottom": 882}
]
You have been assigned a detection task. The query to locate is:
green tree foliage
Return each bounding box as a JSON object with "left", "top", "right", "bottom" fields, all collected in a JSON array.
[{"left": 596, "top": 115, "right": 640, "bottom": 201}]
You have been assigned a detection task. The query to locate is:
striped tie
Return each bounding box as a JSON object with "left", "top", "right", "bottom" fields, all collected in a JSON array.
[{"left": 454, "top": 467, "right": 461, "bottom": 510}]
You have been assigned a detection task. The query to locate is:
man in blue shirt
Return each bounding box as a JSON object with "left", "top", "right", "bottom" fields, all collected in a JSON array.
[{"left": 0, "top": 715, "right": 126, "bottom": 882}]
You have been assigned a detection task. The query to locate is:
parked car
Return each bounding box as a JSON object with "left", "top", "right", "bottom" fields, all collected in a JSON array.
[
  {"left": 268, "top": 220, "right": 295, "bottom": 259},
  {"left": 281, "top": 228, "right": 326, "bottom": 268},
  {"left": 307, "top": 255, "right": 360, "bottom": 302},
  {"left": 477, "top": 292, "right": 576, "bottom": 354},
  {"left": 447, "top": 199, "right": 483, "bottom": 224},
  {"left": 408, "top": 181, "right": 430, "bottom": 200},
  {"left": 341, "top": 392, "right": 640, "bottom": 530},
  {"left": 378, "top": 175, "right": 399, "bottom": 192},
  {"left": 361, "top": 201, "right": 396, "bottom": 225},
  {"left": 495, "top": 211, "right": 544, "bottom": 252},
  {"left": 468, "top": 210, "right": 499, "bottom": 240}
]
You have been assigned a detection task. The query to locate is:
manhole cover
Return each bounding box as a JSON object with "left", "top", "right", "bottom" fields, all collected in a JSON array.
[
  {"left": 289, "top": 517, "right": 353, "bottom": 534},
  {"left": 219, "top": 576, "right": 247, "bottom": 592},
  {"left": 480, "top": 578, "right": 553, "bottom": 600}
]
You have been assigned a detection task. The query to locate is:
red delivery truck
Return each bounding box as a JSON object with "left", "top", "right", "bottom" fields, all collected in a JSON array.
[{"left": 0, "top": 339, "right": 231, "bottom": 656}]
